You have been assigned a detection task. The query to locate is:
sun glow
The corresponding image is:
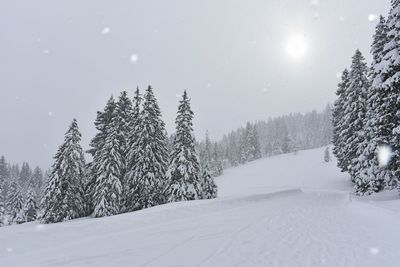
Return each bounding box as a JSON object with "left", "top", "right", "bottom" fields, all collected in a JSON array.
[{"left": 285, "top": 34, "right": 308, "bottom": 60}]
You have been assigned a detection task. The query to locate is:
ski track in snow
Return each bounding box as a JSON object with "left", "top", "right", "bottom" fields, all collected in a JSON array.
[{"left": 1, "top": 147, "right": 400, "bottom": 267}]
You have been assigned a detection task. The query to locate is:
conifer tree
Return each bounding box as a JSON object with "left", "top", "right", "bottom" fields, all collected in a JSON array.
[
  {"left": 0, "top": 182, "right": 5, "bottom": 226},
  {"left": 165, "top": 91, "right": 203, "bottom": 202},
  {"left": 125, "top": 86, "right": 169, "bottom": 209},
  {"left": 24, "top": 189, "right": 38, "bottom": 222},
  {"left": 340, "top": 50, "right": 370, "bottom": 182},
  {"left": 7, "top": 181, "right": 25, "bottom": 224},
  {"left": 354, "top": 16, "right": 390, "bottom": 195},
  {"left": 92, "top": 108, "right": 123, "bottom": 217},
  {"left": 86, "top": 97, "right": 116, "bottom": 213},
  {"left": 332, "top": 69, "right": 350, "bottom": 172},
  {"left": 376, "top": 1, "right": 400, "bottom": 190},
  {"left": 30, "top": 166, "right": 45, "bottom": 203},
  {"left": 324, "top": 147, "right": 331, "bottom": 163},
  {"left": 124, "top": 88, "right": 143, "bottom": 211},
  {"left": 115, "top": 91, "right": 133, "bottom": 179},
  {"left": 211, "top": 142, "right": 224, "bottom": 177},
  {"left": 0, "top": 156, "right": 8, "bottom": 185},
  {"left": 201, "top": 166, "right": 218, "bottom": 199},
  {"left": 41, "top": 119, "right": 86, "bottom": 223},
  {"left": 19, "top": 162, "right": 32, "bottom": 188}
]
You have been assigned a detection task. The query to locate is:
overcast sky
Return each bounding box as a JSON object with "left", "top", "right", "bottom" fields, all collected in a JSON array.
[{"left": 0, "top": 0, "right": 390, "bottom": 168}]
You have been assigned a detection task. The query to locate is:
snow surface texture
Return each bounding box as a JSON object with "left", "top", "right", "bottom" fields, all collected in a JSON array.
[{"left": 1, "top": 147, "right": 400, "bottom": 267}]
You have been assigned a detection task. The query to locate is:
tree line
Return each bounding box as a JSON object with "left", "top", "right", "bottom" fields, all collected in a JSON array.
[
  {"left": 0, "top": 158, "right": 47, "bottom": 226},
  {"left": 333, "top": 1, "right": 400, "bottom": 196},
  {"left": 218, "top": 106, "right": 332, "bottom": 168}
]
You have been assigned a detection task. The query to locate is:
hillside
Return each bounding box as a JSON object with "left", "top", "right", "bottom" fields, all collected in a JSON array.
[{"left": 1, "top": 147, "right": 400, "bottom": 267}]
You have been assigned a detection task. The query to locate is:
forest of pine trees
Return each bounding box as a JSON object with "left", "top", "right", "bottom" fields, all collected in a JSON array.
[
  {"left": 333, "top": 1, "right": 400, "bottom": 196},
  {"left": 1, "top": 84, "right": 333, "bottom": 226},
  {"left": 0, "top": 155, "right": 47, "bottom": 226},
  {"left": 216, "top": 106, "right": 332, "bottom": 168}
]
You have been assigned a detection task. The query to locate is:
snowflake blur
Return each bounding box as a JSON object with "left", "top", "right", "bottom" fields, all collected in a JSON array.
[{"left": 377, "top": 145, "right": 392, "bottom": 168}]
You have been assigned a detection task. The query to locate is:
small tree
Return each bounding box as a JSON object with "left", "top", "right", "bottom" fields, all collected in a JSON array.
[
  {"left": 24, "top": 190, "right": 38, "bottom": 222},
  {"left": 201, "top": 167, "right": 218, "bottom": 199},
  {"left": 324, "top": 147, "right": 331, "bottom": 163},
  {"left": 7, "top": 181, "right": 25, "bottom": 224}
]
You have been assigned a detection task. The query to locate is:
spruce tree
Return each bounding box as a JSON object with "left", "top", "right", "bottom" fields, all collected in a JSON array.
[
  {"left": 41, "top": 119, "right": 86, "bottom": 223},
  {"left": 332, "top": 69, "right": 350, "bottom": 172},
  {"left": 24, "top": 189, "right": 38, "bottom": 222},
  {"left": 0, "top": 182, "right": 5, "bottom": 226},
  {"left": 354, "top": 16, "right": 390, "bottom": 195},
  {"left": 165, "top": 91, "right": 203, "bottom": 202},
  {"left": 124, "top": 88, "right": 143, "bottom": 211},
  {"left": 92, "top": 108, "right": 123, "bottom": 217},
  {"left": 125, "top": 86, "right": 169, "bottom": 209},
  {"left": 376, "top": 1, "right": 400, "bottom": 190},
  {"left": 340, "top": 50, "right": 370, "bottom": 182},
  {"left": 86, "top": 97, "right": 116, "bottom": 213},
  {"left": 115, "top": 91, "right": 133, "bottom": 180},
  {"left": 7, "top": 181, "right": 25, "bottom": 224},
  {"left": 324, "top": 147, "right": 331, "bottom": 163},
  {"left": 0, "top": 156, "right": 8, "bottom": 185},
  {"left": 211, "top": 142, "right": 224, "bottom": 177},
  {"left": 201, "top": 167, "right": 218, "bottom": 199}
]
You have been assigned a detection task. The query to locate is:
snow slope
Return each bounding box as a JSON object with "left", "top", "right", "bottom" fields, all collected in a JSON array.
[{"left": 1, "top": 147, "right": 400, "bottom": 267}]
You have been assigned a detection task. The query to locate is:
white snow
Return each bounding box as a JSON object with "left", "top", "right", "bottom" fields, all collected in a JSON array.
[{"left": 2, "top": 147, "right": 400, "bottom": 266}]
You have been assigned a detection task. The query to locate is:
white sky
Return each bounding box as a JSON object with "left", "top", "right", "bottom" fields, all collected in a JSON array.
[{"left": 0, "top": 0, "right": 390, "bottom": 167}]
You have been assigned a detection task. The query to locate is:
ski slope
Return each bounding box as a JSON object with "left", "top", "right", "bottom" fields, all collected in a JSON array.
[{"left": 1, "top": 147, "right": 400, "bottom": 267}]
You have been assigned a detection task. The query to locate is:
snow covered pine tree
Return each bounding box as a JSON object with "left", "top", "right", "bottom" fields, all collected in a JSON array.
[
  {"left": 41, "top": 119, "right": 86, "bottom": 223},
  {"left": 166, "top": 91, "right": 204, "bottom": 202},
  {"left": 125, "top": 86, "right": 169, "bottom": 209}
]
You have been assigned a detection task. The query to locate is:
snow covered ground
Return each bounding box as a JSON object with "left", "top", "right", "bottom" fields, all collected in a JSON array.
[{"left": 2, "top": 147, "right": 400, "bottom": 267}]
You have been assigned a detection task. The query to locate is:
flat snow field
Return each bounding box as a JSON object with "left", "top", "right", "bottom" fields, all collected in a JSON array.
[{"left": 2, "top": 147, "right": 400, "bottom": 267}]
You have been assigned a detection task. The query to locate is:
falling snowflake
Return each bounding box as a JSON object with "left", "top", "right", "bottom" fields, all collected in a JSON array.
[
  {"left": 130, "top": 54, "right": 138, "bottom": 63},
  {"left": 368, "top": 14, "right": 377, "bottom": 22},
  {"left": 101, "top": 27, "right": 111, "bottom": 35},
  {"left": 42, "top": 50, "right": 50, "bottom": 54},
  {"left": 6, "top": 248, "right": 13, "bottom": 253},
  {"left": 48, "top": 111, "right": 53, "bottom": 116},
  {"left": 377, "top": 145, "right": 392, "bottom": 168},
  {"left": 369, "top": 247, "right": 380, "bottom": 255},
  {"left": 310, "top": 0, "right": 320, "bottom": 7}
]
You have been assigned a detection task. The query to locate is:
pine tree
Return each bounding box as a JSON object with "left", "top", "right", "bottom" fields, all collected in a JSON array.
[
  {"left": 211, "top": 142, "right": 224, "bottom": 177},
  {"left": 165, "top": 91, "right": 203, "bottom": 202},
  {"left": 201, "top": 167, "right": 218, "bottom": 199},
  {"left": 86, "top": 97, "right": 117, "bottom": 213},
  {"left": 375, "top": 1, "right": 400, "bottom": 191},
  {"left": 19, "top": 162, "right": 32, "bottom": 188},
  {"left": 124, "top": 88, "right": 143, "bottom": 211},
  {"left": 0, "top": 182, "right": 5, "bottom": 226},
  {"left": 324, "top": 147, "right": 331, "bottom": 163},
  {"left": 115, "top": 91, "right": 133, "bottom": 179},
  {"left": 0, "top": 156, "right": 9, "bottom": 185},
  {"left": 340, "top": 50, "right": 370, "bottom": 182},
  {"left": 24, "top": 189, "right": 38, "bottom": 222},
  {"left": 332, "top": 69, "right": 350, "bottom": 172},
  {"left": 92, "top": 107, "right": 123, "bottom": 217},
  {"left": 7, "top": 181, "right": 25, "bottom": 224},
  {"left": 354, "top": 16, "right": 390, "bottom": 195},
  {"left": 41, "top": 119, "right": 86, "bottom": 223},
  {"left": 125, "top": 86, "right": 169, "bottom": 210},
  {"left": 30, "top": 166, "right": 44, "bottom": 203}
]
